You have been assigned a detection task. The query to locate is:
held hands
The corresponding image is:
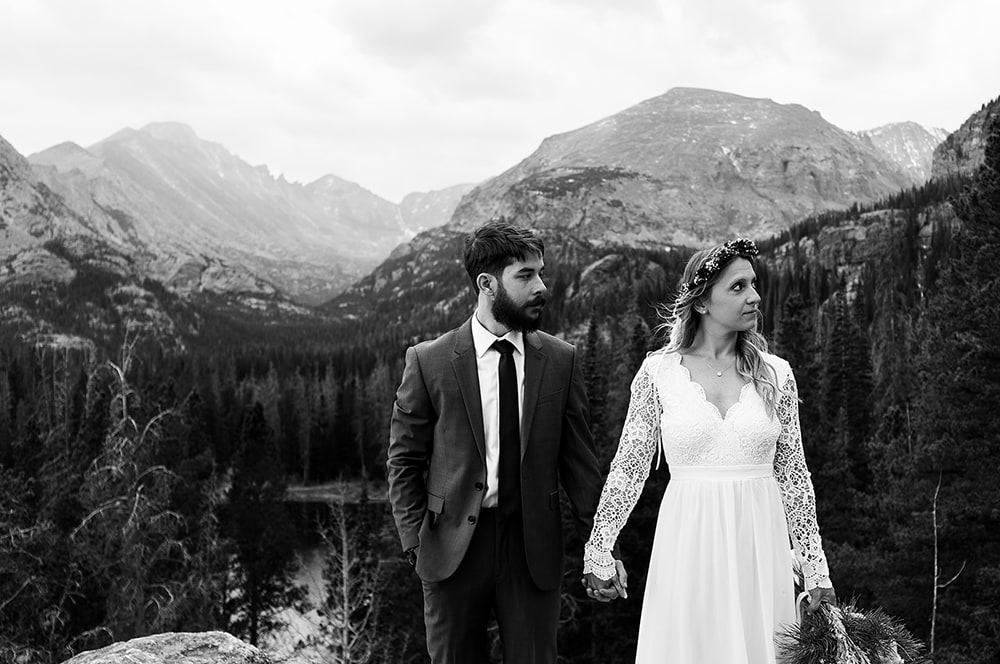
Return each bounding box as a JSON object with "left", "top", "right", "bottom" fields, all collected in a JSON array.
[{"left": 582, "top": 560, "right": 628, "bottom": 602}]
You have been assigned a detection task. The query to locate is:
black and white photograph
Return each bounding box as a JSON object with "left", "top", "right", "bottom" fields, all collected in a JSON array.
[{"left": 1, "top": 1, "right": 998, "bottom": 663}]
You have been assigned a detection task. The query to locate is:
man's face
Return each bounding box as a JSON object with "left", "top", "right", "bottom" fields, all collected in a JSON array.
[{"left": 490, "top": 253, "right": 547, "bottom": 333}]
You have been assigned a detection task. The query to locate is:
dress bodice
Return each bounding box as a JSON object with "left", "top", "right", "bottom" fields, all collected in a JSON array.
[{"left": 655, "top": 354, "right": 782, "bottom": 467}]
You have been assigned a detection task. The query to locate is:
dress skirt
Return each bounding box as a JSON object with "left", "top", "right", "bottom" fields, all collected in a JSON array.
[{"left": 635, "top": 464, "right": 797, "bottom": 664}]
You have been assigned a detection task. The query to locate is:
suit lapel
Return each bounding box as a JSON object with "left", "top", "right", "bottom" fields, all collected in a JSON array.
[
  {"left": 451, "top": 319, "right": 487, "bottom": 464},
  {"left": 520, "top": 331, "right": 547, "bottom": 460}
]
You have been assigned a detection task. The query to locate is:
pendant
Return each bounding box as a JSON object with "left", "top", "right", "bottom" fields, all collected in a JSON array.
[{"left": 716, "top": 371, "right": 722, "bottom": 377}]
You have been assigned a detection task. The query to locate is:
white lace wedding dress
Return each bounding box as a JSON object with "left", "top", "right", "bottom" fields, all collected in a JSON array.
[{"left": 584, "top": 350, "right": 831, "bottom": 664}]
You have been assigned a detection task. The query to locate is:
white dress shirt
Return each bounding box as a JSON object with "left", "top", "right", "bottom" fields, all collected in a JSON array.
[{"left": 471, "top": 314, "right": 525, "bottom": 508}]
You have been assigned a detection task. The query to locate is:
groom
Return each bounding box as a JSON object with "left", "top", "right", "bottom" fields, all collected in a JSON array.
[{"left": 387, "top": 221, "right": 621, "bottom": 663}]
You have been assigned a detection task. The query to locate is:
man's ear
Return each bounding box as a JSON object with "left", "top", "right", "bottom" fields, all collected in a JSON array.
[{"left": 477, "top": 273, "right": 494, "bottom": 295}]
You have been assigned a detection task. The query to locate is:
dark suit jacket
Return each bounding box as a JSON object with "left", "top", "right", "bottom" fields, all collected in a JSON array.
[{"left": 386, "top": 317, "right": 603, "bottom": 591}]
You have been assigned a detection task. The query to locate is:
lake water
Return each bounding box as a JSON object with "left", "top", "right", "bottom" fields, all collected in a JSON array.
[{"left": 263, "top": 498, "right": 407, "bottom": 663}]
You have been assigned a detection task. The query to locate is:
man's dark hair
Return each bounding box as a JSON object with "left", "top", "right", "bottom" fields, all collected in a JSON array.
[{"left": 463, "top": 220, "right": 545, "bottom": 293}]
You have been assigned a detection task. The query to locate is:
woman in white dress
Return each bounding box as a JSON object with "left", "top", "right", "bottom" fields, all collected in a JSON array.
[{"left": 582, "top": 239, "right": 836, "bottom": 663}]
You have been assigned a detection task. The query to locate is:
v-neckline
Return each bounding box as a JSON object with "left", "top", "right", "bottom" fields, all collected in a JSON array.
[{"left": 677, "top": 358, "right": 752, "bottom": 421}]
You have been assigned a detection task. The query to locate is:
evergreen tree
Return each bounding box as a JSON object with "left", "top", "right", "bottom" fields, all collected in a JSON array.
[
  {"left": 226, "top": 402, "right": 305, "bottom": 646},
  {"left": 908, "top": 118, "right": 1000, "bottom": 663},
  {"left": 582, "top": 317, "right": 609, "bottom": 459}
]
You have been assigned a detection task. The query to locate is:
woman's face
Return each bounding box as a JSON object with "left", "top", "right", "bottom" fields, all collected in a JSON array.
[{"left": 701, "top": 258, "right": 760, "bottom": 333}]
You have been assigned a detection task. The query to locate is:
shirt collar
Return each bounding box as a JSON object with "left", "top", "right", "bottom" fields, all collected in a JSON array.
[{"left": 471, "top": 313, "right": 524, "bottom": 358}]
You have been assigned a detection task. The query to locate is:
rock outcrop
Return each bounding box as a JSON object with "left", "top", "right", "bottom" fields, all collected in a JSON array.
[
  {"left": 60, "top": 631, "right": 272, "bottom": 664},
  {"left": 931, "top": 94, "right": 1000, "bottom": 179}
]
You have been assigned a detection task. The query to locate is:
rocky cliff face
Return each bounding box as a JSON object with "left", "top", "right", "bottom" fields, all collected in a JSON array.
[
  {"left": 1, "top": 134, "right": 91, "bottom": 256},
  {"left": 768, "top": 203, "right": 958, "bottom": 297},
  {"left": 931, "top": 95, "right": 1000, "bottom": 179},
  {"left": 854, "top": 121, "right": 950, "bottom": 184},
  {"left": 448, "top": 88, "right": 915, "bottom": 247}
]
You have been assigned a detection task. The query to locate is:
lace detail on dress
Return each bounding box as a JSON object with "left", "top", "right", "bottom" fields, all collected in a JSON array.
[
  {"left": 773, "top": 366, "right": 832, "bottom": 590},
  {"left": 583, "top": 357, "right": 660, "bottom": 580}
]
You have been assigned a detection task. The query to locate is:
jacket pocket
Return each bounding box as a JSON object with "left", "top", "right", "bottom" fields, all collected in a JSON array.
[
  {"left": 427, "top": 491, "right": 444, "bottom": 528},
  {"left": 548, "top": 490, "right": 560, "bottom": 511}
]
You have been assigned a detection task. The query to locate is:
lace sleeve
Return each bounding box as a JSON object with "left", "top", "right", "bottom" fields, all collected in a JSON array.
[
  {"left": 583, "top": 359, "right": 660, "bottom": 580},
  {"left": 773, "top": 366, "right": 832, "bottom": 590}
]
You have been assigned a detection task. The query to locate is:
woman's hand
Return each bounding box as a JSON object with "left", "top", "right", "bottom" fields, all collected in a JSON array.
[
  {"left": 583, "top": 560, "right": 628, "bottom": 602},
  {"left": 805, "top": 585, "right": 837, "bottom": 613}
]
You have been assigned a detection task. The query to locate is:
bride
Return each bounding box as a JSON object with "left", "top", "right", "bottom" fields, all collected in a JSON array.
[{"left": 582, "top": 239, "right": 836, "bottom": 663}]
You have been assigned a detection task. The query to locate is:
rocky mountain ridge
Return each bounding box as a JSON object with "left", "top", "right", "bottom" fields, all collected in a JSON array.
[
  {"left": 931, "top": 95, "right": 1000, "bottom": 179},
  {"left": 447, "top": 88, "right": 916, "bottom": 248},
  {"left": 853, "top": 121, "right": 950, "bottom": 184},
  {"left": 335, "top": 88, "right": 936, "bottom": 320},
  {"left": 24, "top": 123, "right": 472, "bottom": 303}
]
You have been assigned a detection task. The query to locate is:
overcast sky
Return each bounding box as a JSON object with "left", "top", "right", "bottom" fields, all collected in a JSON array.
[{"left": 1, "top": 0, "right": 997, "bottom": 202}]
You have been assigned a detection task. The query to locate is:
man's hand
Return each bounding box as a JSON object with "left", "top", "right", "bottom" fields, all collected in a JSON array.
[{"left": 582, "top": 560, "right": 628, "bottom": 602}]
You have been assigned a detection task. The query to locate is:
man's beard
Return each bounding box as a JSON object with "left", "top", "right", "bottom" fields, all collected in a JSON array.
[{"left": 492, "top": 282, "right": 546, "bottom": 333}]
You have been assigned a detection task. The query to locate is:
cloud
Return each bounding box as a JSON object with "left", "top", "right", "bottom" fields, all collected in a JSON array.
[
  {"left": 1, "top": 0, "right": 998, "bottom": 200},
  {"left": 330, "top": 0, "right": 500, "bottom": 65}
]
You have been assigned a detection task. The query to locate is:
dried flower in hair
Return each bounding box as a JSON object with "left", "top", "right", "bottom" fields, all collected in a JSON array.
[{"left": 680, "top": 238, "right": 759, "bottom": 294}]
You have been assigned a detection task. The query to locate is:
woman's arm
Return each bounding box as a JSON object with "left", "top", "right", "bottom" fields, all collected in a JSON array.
[
  {"left": 583, "top": 358, "right": 661, "bottom": 581},
  {"left": 773, "top": 363, "right": 833, "bottom": 592}
]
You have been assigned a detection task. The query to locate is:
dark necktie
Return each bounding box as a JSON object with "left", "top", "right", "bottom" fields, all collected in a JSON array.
[{"left": 492, "top": 339, "right": 521, "bottom": 521}]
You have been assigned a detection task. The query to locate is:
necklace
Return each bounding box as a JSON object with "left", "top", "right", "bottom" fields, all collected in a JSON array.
[{"left": 702, "top": 354, "right": 736, "bottom": 378}]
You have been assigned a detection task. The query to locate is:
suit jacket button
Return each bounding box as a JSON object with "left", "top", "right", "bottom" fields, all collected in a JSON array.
[
  {"left": 468, "top": 515, "right": 477, "bottom": 524},
  {"left": 474, "top": 482, "right": 484, "bottom": 490}
]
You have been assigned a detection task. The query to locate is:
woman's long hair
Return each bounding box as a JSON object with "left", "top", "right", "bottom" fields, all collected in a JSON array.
[{"left": 654, "top": 245, "right": 780, "bottom": 416}]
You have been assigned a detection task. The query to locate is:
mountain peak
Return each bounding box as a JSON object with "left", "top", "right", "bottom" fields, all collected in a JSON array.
[
  {"left": 449, "top": 86, "right": 913, "bottom": 245},
  {"left": 854, "top": 122, "right": 951, "bottom": 183},
  {"left": 28, "top": 141, "right": 102, "bottom": 174},
  {"left": 657, "top": 87, "right": 756, "bottom": 101},
  {"left": 139, "top": 122, "right": 200, "bottom": 143}
]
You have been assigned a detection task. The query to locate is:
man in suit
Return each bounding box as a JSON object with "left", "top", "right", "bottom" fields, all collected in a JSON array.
[{"left": 387, "top": 221, "right": 622, "bottom": 663}]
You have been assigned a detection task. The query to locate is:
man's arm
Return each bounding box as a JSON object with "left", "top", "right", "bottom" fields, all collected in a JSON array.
[
  {"left": 559, "top": 347, "right": 627, "bottom": 599},
  {"left": 557, "top": 347, "right": 604, "bottom": 536},
  {"left": 386, "top": 345, "right": 435, "bottom": 552}
]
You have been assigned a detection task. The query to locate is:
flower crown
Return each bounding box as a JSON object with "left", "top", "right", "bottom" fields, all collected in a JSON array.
[{"left": 679, "top": 238, "right": 759, "bottom": 297}]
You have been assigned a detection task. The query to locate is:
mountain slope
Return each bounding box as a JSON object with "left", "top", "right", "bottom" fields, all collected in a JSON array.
[
  {"left": 28, "top": 123, "right": 395, "bottom": 302},
  {"left": 27, "top": 123, "right": 469, "bottom": 304},
  {"left": 931, "top": 94, "right": 1000, "bottom": 179},
  {"left": 854, "top": 121, "right": 950, "bottom": 184},
  {"left": 448, "top": 88, "right": 915, "bottom": 247},
  {"left": 399, "top": 183, "right": 477, "bottom": 235}
]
